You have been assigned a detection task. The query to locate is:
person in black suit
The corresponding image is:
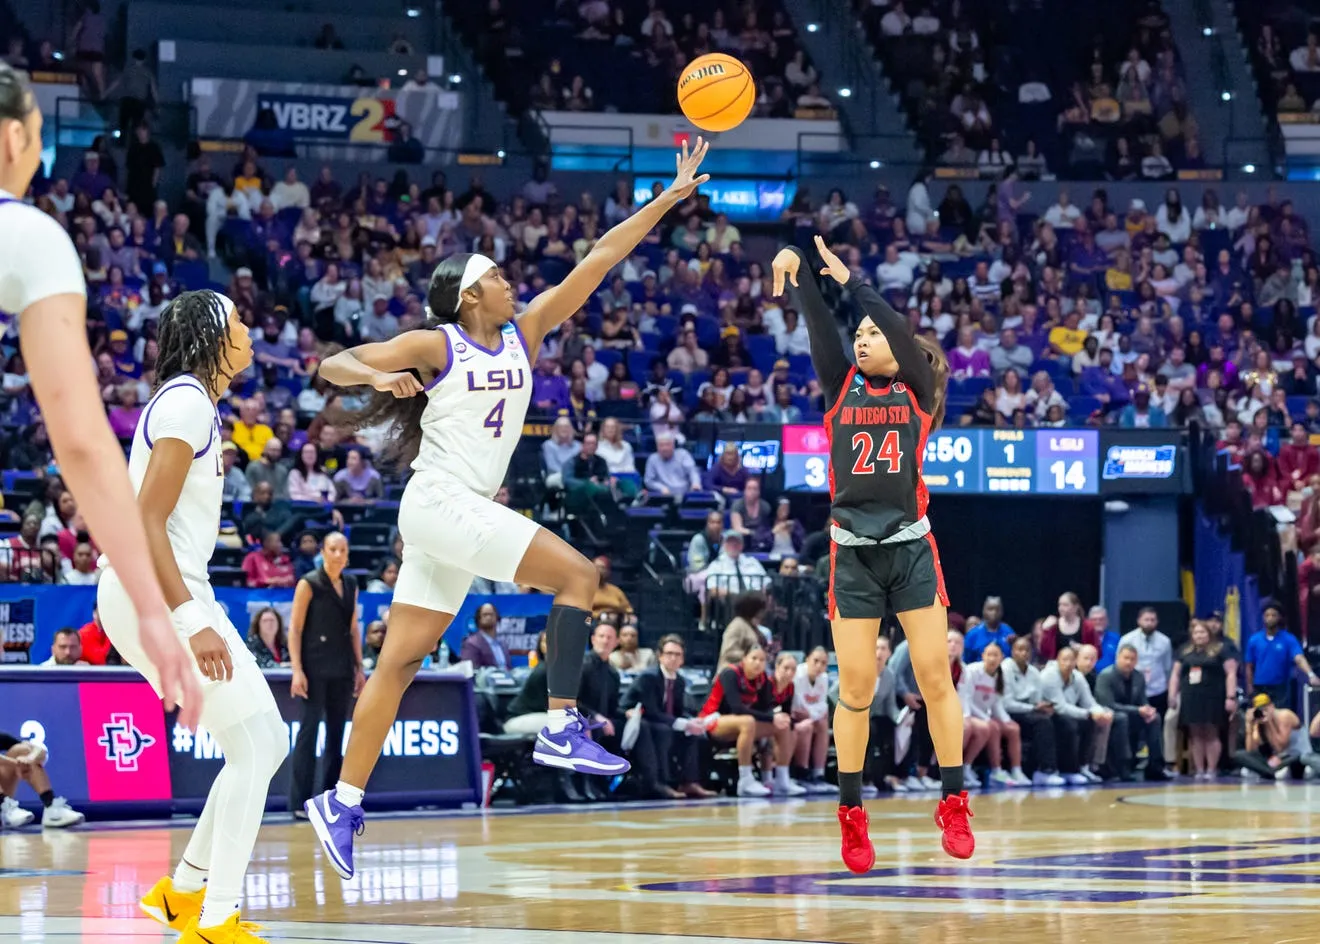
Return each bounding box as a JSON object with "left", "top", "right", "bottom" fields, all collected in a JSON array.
[
  {"left": 288, "top": 532, "right": 363, "bottom": 815},
  {"left": 622, "top": 634, "right": 719, "bottom": 799},
  {"left": 576, "top": 621, "right": 626, "bottom": 801}
]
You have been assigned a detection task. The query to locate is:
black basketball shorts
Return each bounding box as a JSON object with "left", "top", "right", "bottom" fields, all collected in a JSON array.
[{"left": 828, "top": 533, "right": 949, "bottom": 620}]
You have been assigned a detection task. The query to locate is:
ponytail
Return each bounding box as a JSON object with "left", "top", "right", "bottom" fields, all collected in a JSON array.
[{"left": 916, "top": 334, "right": 949, "bottom": 429}]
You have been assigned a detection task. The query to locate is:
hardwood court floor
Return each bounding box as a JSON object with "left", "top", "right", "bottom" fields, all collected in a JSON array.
[{"left": 1, "top": 782, "right": 1318, "bottom": 944}]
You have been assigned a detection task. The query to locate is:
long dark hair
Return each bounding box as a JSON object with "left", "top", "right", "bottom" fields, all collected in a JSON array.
[
  {"left": 915, "top": 334, "right": 949, "bottom": 429},
  {"left": 333, "top": 253, "right": 482, "bottom": 469},
  {"left": 154, "top": 290, "right": 234, "bottom": 392}
]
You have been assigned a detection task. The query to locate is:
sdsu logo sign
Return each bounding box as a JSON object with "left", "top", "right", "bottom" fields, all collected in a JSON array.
[
  {"left": 97, "top": 713, "right": 157, "bottom": 772},
  {"left": 257, "top": 93, "right": 399, "bottom": 143}
]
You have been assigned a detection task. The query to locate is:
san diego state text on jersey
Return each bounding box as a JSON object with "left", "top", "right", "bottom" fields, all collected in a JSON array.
[{"left": 824, "top": 371, "right": 931, "bottom": 542}]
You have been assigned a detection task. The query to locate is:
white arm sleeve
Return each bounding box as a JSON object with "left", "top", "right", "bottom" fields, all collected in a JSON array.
[
  {"left": 0, "top": 205, "right": 87, "bottom": 314},
  {"left": 144, "top": 383, "right": 215, "bottom": 454}
]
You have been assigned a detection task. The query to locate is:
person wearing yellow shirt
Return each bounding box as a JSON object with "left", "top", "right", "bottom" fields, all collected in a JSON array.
[
  {"left": 590, "top": 554, "right": 634, "bottom": 621},
  {"left": 1105, "top": 248, "right": 1134, "bottom": 291},
  {"left": 231, "top": 398, "right": 274, "bottom": 461},
  {"left": 1124, "top": 199, "right": 1147, "bottom": 236},
  {"left": 1048, "top": 312, "right": 1088, "bottom": 358}
]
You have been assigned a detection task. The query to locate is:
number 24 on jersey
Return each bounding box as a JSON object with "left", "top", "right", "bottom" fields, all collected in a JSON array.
[{"left": 851, "top": 431, "right": 903, "bottom": 475}]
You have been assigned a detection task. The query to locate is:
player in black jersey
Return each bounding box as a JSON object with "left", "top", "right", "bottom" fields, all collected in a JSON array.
[{"left": 774, "top": 236, "right": 974, "bottom": 870}]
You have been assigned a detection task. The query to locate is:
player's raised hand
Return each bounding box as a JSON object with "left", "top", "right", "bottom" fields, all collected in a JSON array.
[
  {"left": 666, "top": 135, "right": 711, "bottom": 199},
  {"left": 814, "top": 235, "right": 850, "bottom": 286},
  {"left": 139, "top": 612, "right": 203, "bottom": 729},
  {"left": 771, "top": 247, "right": 801, "bottom": 296},
  {"left": 372, "top": 371, "right": 424, "bottom": 398},
  {"left": 189, "top": 627, "right": 233, "bottom": 682}
]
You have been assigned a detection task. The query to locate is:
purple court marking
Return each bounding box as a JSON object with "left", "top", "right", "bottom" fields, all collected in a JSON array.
[
  {"left": 637, "top": 835, "right": 1320, "bottom": 904},
  {"left": 637, "top": 871, "right": 1182, "bottom": 903}
]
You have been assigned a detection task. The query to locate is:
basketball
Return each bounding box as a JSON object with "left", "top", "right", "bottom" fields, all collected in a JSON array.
[{"left": 677, "top": 53, "right": 755, "bottom": 133}]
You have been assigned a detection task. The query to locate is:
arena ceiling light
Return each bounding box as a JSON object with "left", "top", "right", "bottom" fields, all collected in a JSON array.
[
  {"left": 405, "top": 6, "right": 422, "bottom": 16},
  {"left": 448, "top": 73, "right": 463, "bottom": 84},
  {"left": 1220, "top": 91, "right": 1232, "bottom": 101},
  {"left": 869, "top": 160, "right": 882, "bottom": 169},
  {"left": 807, "top": 23, "right": 820, "bottom": 32},
  {"left": 1243, "top": 164, "right": 1257, "bottom": 174},
  {"left": 838, "top": 87, "right": 852, "bottom": 98}
]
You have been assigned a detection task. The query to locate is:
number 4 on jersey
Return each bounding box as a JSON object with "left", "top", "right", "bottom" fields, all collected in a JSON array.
[
  {"left": 484, "top": 399, "right": 506, "bottom": 438},
  {"left": 851, "top": 430, "right": 903, "bottom": 475}
]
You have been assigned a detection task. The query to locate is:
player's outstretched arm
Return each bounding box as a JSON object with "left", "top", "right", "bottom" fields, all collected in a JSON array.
[
  {"left": 772, "top": 244, "right": 851, "bottom": 403},
  {"left": 518, "top": 136, "right": 711, "bottom": 354},
  {"left": 813, "top": 235, "right": 933, "bottom": 403},
  {"left": 22, "top": 296, "right": 202, "bottom": 728},
  {"left": 318, "top": 328, "right": 448, "bottom": 395}
]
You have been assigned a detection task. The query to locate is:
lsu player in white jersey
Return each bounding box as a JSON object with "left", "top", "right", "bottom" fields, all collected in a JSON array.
[
  {"left": 306, "top": 138, "right": 710, "bottom": 879},
  {"left": 0, "top": 63, "right": 199, "bottom": 723},
  {"left": 98, "top": 290, "right": 287, "bottom": 944}
]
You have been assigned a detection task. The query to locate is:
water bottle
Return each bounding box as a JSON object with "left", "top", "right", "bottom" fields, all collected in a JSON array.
[{"left": 437, "top": 641, "right": 451, "bottom": 668}]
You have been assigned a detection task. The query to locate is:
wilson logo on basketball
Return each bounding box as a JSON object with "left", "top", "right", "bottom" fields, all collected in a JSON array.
[{"left": 680, "top": 63, "right": 726, "bottom": 90}]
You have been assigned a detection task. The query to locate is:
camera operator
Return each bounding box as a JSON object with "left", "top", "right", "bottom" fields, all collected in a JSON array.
[{"left": 1231, "top": 694, "right": 1309, "bottom": 780}]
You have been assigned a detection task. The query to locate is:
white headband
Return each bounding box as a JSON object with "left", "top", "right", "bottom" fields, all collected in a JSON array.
[
  {"left": 212, "top": 291, "right": 236, "bottom": 329},
  {"left": 455, "top": 254, "right": 498, "bottom": 312}
]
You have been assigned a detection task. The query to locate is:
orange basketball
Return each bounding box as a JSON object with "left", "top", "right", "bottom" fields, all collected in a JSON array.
[{"left": 677, "top": 53, "right": 756, "bottom": 133}]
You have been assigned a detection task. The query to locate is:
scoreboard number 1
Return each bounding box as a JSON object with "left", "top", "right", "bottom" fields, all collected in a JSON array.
[{"left": 1049, "top": 460, "right": 1087, "bottom": 491}]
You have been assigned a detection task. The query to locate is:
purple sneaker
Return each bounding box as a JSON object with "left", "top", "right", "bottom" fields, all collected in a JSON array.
[
  {"left": 533, "top": 708, "right": 631, "bottom": 775},
  {"left": 305, "top": 789, "right": 364, "bottom": 879}
]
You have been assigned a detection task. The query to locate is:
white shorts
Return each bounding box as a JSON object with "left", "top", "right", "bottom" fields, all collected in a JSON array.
[
  {"left": 393, "top": 471, "right": 541, "bottom": 615},
  {"left": 97, "top": 568, "right": 274, "bottom": 727}
]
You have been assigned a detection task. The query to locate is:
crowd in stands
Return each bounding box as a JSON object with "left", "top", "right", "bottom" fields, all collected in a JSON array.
[
  {"left": 1239, "top": 3, "right": 1320, "bottom": 118},
  {"left": 452, "top": 0, "right": 834, "bottom": 118},
  {"left": 860, "top": 0, "right": 1202, "bottom": 178}
]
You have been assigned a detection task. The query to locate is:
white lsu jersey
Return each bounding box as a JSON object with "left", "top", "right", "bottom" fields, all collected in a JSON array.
[
  {"left": 126, "top": 375, "right": 223, "bottom": 584},
  {"left": 0, "top": 189, "right": 87, "bottom": 324},
  {"left": 412, "top": 319, "right": 532, "bottom": 496}
]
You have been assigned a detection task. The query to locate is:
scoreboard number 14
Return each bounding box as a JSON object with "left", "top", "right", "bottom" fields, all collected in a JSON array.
[{"left": 1049, "top": 460, "right": 1088, "bottom": 491}]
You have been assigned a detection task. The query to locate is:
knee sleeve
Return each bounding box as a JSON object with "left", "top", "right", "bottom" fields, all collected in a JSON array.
[
  {"left": 545, "top": 604, "right": 594, "bottom": 700},
  {"left": 835, "top": 696, "right": 873, "bottom": 713}
]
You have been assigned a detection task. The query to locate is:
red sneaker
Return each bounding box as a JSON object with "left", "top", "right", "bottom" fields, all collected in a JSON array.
[
  {"left": 837, "top": 806, "right": 875, "bottom": 874},
  {"left": 934, "top": 791, "right": 975, "bottom": 859}
]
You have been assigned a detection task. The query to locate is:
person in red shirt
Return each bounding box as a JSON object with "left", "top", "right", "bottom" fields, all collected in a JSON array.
[
  {"left": 1242, "top": 449, "right": 1285, "bottom": 510},
  {"left": 1216, "top": 418, "right": 1245, "bottom": 466},
  {"left": 698, "top": 646, "right": 802, "bottom": 797},
  {"left": 1038, "top": 592, "right": 1103, "bottom": 661},
  {"left": 1276, "top": 422, "right": 1320, "bottom": 491},
  {"left": 78, "top": 605, "right": 118, "bottom": 665},
  {"left": 56, "top": 511, "right": 100, "bottom": 563},
  {"left": 242, "top": 530, "right": 296, "bottom": 588}
]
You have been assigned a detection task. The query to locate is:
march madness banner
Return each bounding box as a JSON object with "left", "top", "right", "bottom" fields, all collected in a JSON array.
[
  {"left": 190, "top": 77, "right": 463, "bottom": 159},
  {"left": 3, "top": 584, "right": 550, "bottom": 666}
]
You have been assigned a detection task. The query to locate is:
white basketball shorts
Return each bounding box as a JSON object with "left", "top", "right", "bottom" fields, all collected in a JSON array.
[
  {"left": 393, "top": 471, "right": 541, "bottom": 615},
  {"left": 97, "top": 568, "right": 273, "bottom": 726}
]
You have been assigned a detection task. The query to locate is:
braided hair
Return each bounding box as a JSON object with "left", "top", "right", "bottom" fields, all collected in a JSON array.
[
  {"left": 332, "top": 254, "right": 479, "bottom": 469},
  {"left": 153, "top": 290, "right": 234, "bottom": 392}
]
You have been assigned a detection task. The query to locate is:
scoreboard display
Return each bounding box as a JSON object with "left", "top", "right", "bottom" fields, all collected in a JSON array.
[{"left": 783, "top": 426, "right": 1104, "bottom": 496}]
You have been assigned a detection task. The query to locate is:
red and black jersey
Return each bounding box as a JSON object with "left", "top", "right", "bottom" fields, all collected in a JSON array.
[
  {"left": 770, "top": 677, "right": 795, "bottom": 711},
  {"left": 784, "top": 248, "right": 939, "bottom": 544},
  {"left": 823, "top": 366, "right": 933, "bottom": 541},
  {"left": 700, "top": 665, "right": 774, "bottom": 721}
]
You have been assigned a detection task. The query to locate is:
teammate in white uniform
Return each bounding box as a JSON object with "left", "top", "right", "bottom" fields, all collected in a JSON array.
[
  {"left": 306, "top": 138, "right": 710, "bottom": 879},
  {"left": 0, "top": 62, "right": 199, "bottom": 723},
  {"left": 98, "top": 291, "right": 286, "bottom": 944}
]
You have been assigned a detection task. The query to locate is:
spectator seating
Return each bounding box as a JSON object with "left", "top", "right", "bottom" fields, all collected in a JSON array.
[{"left": 858, "top": 0, "right": 1200, "bottom": 178}]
